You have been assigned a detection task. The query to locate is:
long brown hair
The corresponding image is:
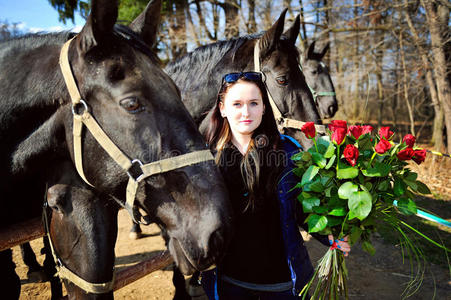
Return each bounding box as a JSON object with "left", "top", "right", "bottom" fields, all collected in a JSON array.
[{"left": 206, "top": 75, "right": 282, "bottom": 210}]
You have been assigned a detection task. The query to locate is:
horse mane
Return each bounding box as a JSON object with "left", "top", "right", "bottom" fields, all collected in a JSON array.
[
  {"left": 165, "top": 34, "right": 263, "bottom": 90},
  {"left": 164, "top": 33, "right": 300, "bottom": 91}
]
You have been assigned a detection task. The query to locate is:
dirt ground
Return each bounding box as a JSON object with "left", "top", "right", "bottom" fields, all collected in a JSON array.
[{"left": 11, "top": 155, "right": 451, "bottom": 300}]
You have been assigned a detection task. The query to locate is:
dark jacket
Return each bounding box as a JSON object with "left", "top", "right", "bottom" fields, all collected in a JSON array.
[{"left": 201, "top": 135, "right": 329, "bottom": 299}]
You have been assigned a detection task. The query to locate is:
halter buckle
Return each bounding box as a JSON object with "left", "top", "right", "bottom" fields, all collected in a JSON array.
[
  {"left": 127, "top": 159, "right": 145, "bottom": 182},
  {"left": 71, "top": 100, "right": 89, "bottom": 116}
]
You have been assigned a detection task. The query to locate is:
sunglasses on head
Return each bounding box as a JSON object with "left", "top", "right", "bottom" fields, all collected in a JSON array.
[{"left": 222, "top": 72, "right": 263, "bottom": 84}]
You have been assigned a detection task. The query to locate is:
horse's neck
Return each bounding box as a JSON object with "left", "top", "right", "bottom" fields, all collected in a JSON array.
[
  {"left": 0, "top": 38, "right": 67, "bottom": 173},
  {"left": 164, "top": 38, "right": 254, "bottom": 125}
]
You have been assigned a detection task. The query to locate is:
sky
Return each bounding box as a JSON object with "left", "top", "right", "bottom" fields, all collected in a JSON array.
[{"left": 0, "top": 0, "right": 85, "bottom": 33}]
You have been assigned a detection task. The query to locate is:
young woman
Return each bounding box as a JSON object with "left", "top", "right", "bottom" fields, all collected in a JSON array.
[{"left": 202, "top": 72, "right": 350, "bottom": 299}]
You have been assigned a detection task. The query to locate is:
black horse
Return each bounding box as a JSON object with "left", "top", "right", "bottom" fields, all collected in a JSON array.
[
  {"left": 301, "top": 41, "right": 338, "bottom": 119},
  {"left": 0, "top": 0, "right": 232, "bottom": 299}
]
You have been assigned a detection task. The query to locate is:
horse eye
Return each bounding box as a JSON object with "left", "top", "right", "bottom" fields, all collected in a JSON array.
[
  {"left": 276, "top": 76, "right": 288, "bottom": 85},
  {"left": 120, "top": 97, "right": 142, "bottom": 113},
  {"left": 311, "top": 70, "right": 318, "bottom": 75}
]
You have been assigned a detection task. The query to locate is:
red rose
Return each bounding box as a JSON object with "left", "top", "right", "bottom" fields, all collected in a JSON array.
[
  {"left": 378, "top": 126, "right": 394, "bottom": 140},
  {"left": 412, "top": 149, "right": 426, "bottom": 165},
  {"left": 375, "top": 139, "right": 392, "bottom": 154},
  {"left": 348, "top": 125, "right": 363, "bottom": 139},
  {"left": 343, "top": 144, "right": 359, "bottom": 166},
  {"left": 397, "top": 148, "right": 414, "bottom": 160},
  {"left": 402, "top": 134, "right": 416, "bottom": 148},
  {"left": 361, "top": 125, "right": 374, "bottom": 135},
  {"left": 329, "top": 120, "right": 347, "bottom": 132},
  {"left": 301, "top": 122, "right": 316, "bottom": 139},
  {"left": 332, "top": 128, "right": 347, "bottom": 145}
]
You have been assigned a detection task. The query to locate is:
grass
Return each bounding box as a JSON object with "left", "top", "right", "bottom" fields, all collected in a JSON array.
[{"left": 377, "top": 195, "right": 451, "bottom": 269}]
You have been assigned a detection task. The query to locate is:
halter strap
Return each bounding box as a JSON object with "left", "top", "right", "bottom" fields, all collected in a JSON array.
[
  {"left": 253, "top": 41, "right": 326, "bottom": 134},
  {"left": 42, "top": 200, "right": 115, "bottom": 294}
]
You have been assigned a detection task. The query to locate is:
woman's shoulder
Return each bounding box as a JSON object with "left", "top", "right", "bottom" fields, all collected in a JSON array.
[{"left": 279, "top": 134, "right": 303, "bottom": 153}]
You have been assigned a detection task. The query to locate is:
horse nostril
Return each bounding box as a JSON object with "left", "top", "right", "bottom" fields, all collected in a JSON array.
[{"left": 328, "top": 104, "right": 337, "bottom": 117}]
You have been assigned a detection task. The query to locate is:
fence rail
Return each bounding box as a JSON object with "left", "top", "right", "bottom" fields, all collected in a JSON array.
[{"left": 0, "top": 217, "right": 173, "bottom": 295}]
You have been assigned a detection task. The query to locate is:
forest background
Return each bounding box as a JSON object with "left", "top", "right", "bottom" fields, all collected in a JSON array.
[{"left": 2, "top": 0, "right": 450, "bottom": 154}]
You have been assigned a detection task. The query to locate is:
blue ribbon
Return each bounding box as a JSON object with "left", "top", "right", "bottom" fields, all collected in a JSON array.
[{"left": 393, "top": 200, "right": 451, "bottom": 228}]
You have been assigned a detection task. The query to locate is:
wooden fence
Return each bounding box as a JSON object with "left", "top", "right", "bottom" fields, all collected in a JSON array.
[{"left": 0, "top": 217, "right": 173, "bottom": 294}]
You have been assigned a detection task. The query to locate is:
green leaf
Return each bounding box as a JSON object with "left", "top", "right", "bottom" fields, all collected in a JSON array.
[
  {"left": 310, "top": 179, "right": 325, "bottom": 192},
  {"left": 358, "top": 135, "right": 373, "bottom": 151},
  {"left": 403, "top": 179, "right": 418, "bottom": 191},
  {"left": 301, "top": 151, "right": 312, "bottom": 162},
  {"left": 291, "top": 152, "right": 304, "bottom": 161},
  {"left": 405, "top": 172, "right": 418, "bottom": 182},
  {"left": 348, "top": 191, "right": 372, "bottom": 221},
  {"left": 378, "top": 179, "right": 390, "bottom": 191},
  {"left": 302, "top": 197, "right": 320, "bottom": 213},
  {"left": 337, "top": 164, "right": 359, "bottom": 179},
  {"left": 416, "top": 181, "right": 431, "bottom": 194},
  {"left": 361, "top": 161, "right": 390, "bottom": 177},
  {"left": 397, "top": 198, "right": 417, "bottom": 215},
  {"left": 317, "top": 144, "right": 327, "bottom": 155},
  {"left": 312, "top": 152, "right": 327, "bottom": 168},
  {"left": 307, "top": 214, "right": 328, "bottom": 233},
  {"left": 394, "top": 178, "right": 406, "bottom": 196},
  {"left": 317, "top": 135, "right": 331, "bottom": 148},
  {"left": 338, "top": 181, "right": 359, "bottom": 199},
  {"left": 301, "top": 165, "right": 319, "bottom": 186},
  {"left": 324, "top": 142, "right": 336, "bottom": 158},
  {"left": 328, "top": 207, "right": 347, "bottom": 216},
  {"left": 325, "top": 186, "right": 338, "bottom": 198},
  {"left": 362, "top": 241, "right": 376, "bottom": 255},
  {"left": 325, "top": 155, "right": 336, "bottom": 170},
  {"left": 293, "top": 168, "right": 306, "bottom": 178},
  {"left": 313, "top": 206, "right": 328, "bottom": 214},
  {"left": 350, "top": 226, "right": 363, "bottom": 244},
  {"left": 326, "top": 216, "right": 343, "bottom": 227}
]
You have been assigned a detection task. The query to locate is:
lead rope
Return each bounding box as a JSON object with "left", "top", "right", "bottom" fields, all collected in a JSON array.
[{"left": 253, "top": 41, "right": 326, "bottom": 134}]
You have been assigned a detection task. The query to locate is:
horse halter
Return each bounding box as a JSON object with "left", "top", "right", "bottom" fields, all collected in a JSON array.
[
  {"left": 253, "top": 41, "right": 326, "bottom": 134},
  {"left": 42, "top": 198, "right": 115, "bottom": 294},
  {"left": 298, "top": 60, "right": 336, "bottom": 105},
  {"left": 55, "top": 36, "right": 214, "bottom": 293}
]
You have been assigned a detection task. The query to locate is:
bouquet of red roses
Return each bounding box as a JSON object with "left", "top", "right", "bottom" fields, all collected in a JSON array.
[{"left": 292, "top": 120, "right": 431, "bottom": 299}]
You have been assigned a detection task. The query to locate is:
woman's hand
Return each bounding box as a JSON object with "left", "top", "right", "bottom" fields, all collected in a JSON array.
[{"left": 328, "top": 235, "right": 351, "bottom": 257}]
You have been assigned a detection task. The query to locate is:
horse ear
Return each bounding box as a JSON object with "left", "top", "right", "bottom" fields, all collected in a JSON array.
[
  {"left": 77, "top": 0, "right": 118, "bottom": 53},
  {"left": 129, "top": 0, "right": 162, "bottom": 47},
  {"left": 283, "top": 15, "right": 300, "bottom": 45},
  {"left": 319, "top": 42, "right": 330, "bottom": 59},
  {"left": 306, "top": 40, "right": 316, "bottom": 60},
  {"left": 259, "top": 9, "right": 287, "bottom": 57}
]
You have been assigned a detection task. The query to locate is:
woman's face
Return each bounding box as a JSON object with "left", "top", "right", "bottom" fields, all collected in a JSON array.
[{"left": 219, "top": 81, "right": 265, "bottom": 138}]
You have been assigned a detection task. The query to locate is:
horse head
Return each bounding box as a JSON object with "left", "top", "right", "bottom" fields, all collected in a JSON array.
[
  {"left": 252, "top": 10, "right": 322, "bottom": 148},
  {"left": 46, "top": 163, "right": 118, "bottom": 299},
  {"left": 301, "top": 41, "right": 338, "bottom": 119}
]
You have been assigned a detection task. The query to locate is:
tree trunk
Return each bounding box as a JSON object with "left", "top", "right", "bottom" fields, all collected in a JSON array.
[
  {"left": 247, "top": 0, "right": 257, "bottom": 34},
  {"left": 299, "top": 0, "right": 308, "bottom": 51},
  {"left": 404, "top": 0, "right": 443, "bottom": 149},
  {"left": 224, "top": 0, "right": 240, "bottom": 38},
  {"left": 422, "top": 0, "right": 451, "bottom": 153},
  {"left": 399, "top": 30, "right": 415, "bottom": 135}
]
